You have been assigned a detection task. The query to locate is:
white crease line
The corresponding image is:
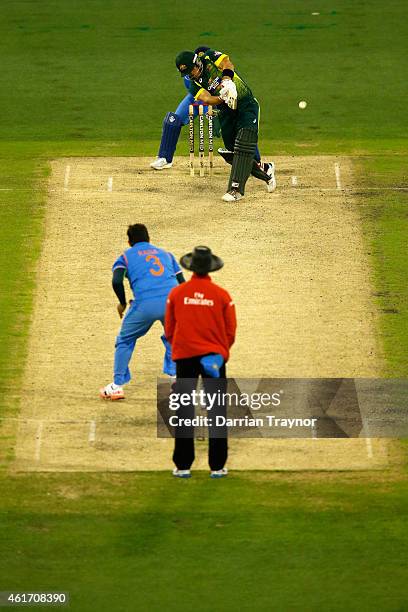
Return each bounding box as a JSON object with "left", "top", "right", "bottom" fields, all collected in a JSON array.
[
  {"left": 58, "top": 187, "right": 408, "bottom": 194},
  {"left": 334, "top": 162, "right": 342, "bottom": 190},
  {"left": 361, "top": 416, "right": 374, "bottom": 459},
  {"left": 291, "top": 176, "right": 298, "bottom": 186},
  {"left": 1, "top": 186, "right": 407, "bottom": 193},
  {"left": 34, "top": 420, "right": 43, "bottom": 462},
  {"left": 64, "top": 165, "right": 71, "bottom": 190},
  {"left": 2, "top": 416, "right": 139, "bottom": 425},
  {"left": 107, "top": 177, "right": 113, "bottom": 192},
  {"left": 365, "top": 437, "right": 374, "bottom": 459},
  {"left": 88, "top": 420, "right": 96, "bottom": 443}
]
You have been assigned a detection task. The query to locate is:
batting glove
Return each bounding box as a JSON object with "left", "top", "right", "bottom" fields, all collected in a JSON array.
[
  {"left": 221, "top": 79, "right": 237, "bottom": 98},
  {"left": 218, "top": 85, "right": 229, "bottom": 100},
  {"left": 226, "top": 93, "right": 237, "bottom": 109}
]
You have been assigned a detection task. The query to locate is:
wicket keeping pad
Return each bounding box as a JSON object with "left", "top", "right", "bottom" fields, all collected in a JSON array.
[
  {"left": 228, "top": 127, "right": 258, "bottom": 193},
  {"left": 158, "top": 112, "right": 183, "bottom": 162}
]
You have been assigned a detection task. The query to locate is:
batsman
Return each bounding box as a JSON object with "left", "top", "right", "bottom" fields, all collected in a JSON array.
[{"left": 175, "top": 48, "right": 276, "bottom": 202}]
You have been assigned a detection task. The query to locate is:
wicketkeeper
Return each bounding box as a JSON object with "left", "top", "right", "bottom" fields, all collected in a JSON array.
[{"left": 175, "top": 48, "right": 276, "bottom": 202}]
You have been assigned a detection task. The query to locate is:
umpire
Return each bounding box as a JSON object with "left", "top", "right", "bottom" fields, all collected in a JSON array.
[{"left": 165, "top": 246, "right": 237, "bottom": 478}]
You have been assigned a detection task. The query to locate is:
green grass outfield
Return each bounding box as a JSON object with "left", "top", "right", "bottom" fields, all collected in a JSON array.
[
  {"left": 0, "top": 0, "right": 407, "bottom": 609},
  {"left": 1, "top": 470, "right": 407, "bottom": 611}
]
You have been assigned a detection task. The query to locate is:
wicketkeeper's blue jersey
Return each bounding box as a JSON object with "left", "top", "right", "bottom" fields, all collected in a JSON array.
[{"left": 112, "top": 242, "right": 181, "bottom": 302}]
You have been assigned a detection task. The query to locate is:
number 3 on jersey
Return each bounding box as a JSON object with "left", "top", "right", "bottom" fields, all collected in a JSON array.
[{"left": 146, "top": 254, "right": 164, "bottom": 276}]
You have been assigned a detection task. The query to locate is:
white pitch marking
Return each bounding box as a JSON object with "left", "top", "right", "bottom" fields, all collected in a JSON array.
[
  {"left": 64, "top": 165, "right": 71, "bottom": 189},
  {"left": 34, "top": 420, "right": 44, "bottom": 462},
  {"left": 291, "top": 175, "right": 298, "bottom": 186},
  {"left": 1, "top": 186, "right": 407, "bottom": 193},
  {"left": 363, "top": 415, "right": 374, "bottom": 458},
  {"left": 334, "top": 162, "right": 342, "bottom": 190},
  {"left": 107, "top": 177, "right": 113, "bottom": 192},
  {"left": 365, "top": 437, "right": 374, "bottom": 459},
  {"left": 361, "top": 416, "right": 374, "bottom": 459},
  {"left": 88, "top": 420, "right": 96, "bottom": 443}
]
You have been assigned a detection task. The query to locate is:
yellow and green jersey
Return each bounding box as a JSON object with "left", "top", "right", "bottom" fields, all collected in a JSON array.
[{"left": 189, "top": 49, "right": 254, "bottom": 105}]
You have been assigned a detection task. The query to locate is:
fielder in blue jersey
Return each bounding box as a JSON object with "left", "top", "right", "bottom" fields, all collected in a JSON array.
[
  {"left": 150, "top": 46, "right": 267, "bottom": 171},
  {"left": 100, "top": 223, "right": 184, "bottom": 401}
]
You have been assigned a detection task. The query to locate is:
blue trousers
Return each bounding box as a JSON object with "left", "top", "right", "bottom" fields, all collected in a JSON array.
[
  {"left": 175, "top": 93, "right": 196, "bottom": 125},
  {"left": 113, "top": 297, "right": 175, "bottom": 386}
]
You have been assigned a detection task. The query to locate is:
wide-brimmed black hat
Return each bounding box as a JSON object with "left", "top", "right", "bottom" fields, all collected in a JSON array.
[{"left": 180, "top": 246, "right": 224, "bottom": 274}]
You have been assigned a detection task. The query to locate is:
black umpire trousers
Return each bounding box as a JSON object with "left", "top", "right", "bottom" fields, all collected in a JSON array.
[{"left": 173, "top": 355, "right": 228, "bottom": 471}]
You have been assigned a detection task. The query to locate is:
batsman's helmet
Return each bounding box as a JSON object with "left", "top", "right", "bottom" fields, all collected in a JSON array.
[
  {"left": 175, "top": 50, "right": 200, "bottom": 76},
  {"left": 194, "top": 45, "right": 210, "bottom": 55}
]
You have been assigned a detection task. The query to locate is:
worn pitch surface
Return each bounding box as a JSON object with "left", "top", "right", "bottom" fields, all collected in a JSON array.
[{"left": 14, "top": 156, "right": 389, "bottom": 471}]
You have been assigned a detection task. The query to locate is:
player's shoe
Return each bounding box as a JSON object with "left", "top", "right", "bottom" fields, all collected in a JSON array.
[
  {"left": 150, "top": 157, "right": 173, "bottom": 170},
  {"left": 172, "top": 468, "right": 191, "bottom": 479},
  {"left": 265, "top": 162, "right": 276, "bottom": 192},
  {"left": 99, "top": 382, "right": 125, "bottom": 401},
  {"left": 218, "top": 147, "right": 232, "bottom": 154},
  {"left": 210, "top": 468, "right": 228, "bottom": 479},
  {"left": 222, "top": 190, "right": 243, "bottom": 202}
]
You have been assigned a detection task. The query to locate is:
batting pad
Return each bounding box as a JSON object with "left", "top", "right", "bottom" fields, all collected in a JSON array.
[{"left": 228, "top": 127, "right": 258, "bottom": 193}]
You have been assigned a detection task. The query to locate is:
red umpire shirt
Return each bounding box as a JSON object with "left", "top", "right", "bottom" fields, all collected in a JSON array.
[{"left": 165, "top": 273, "right": 237, "bottom": 361}]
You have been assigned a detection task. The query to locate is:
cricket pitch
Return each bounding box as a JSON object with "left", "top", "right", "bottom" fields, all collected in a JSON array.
[{"left": 13, "top": 156, "right": 391, "bottom": 471}]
